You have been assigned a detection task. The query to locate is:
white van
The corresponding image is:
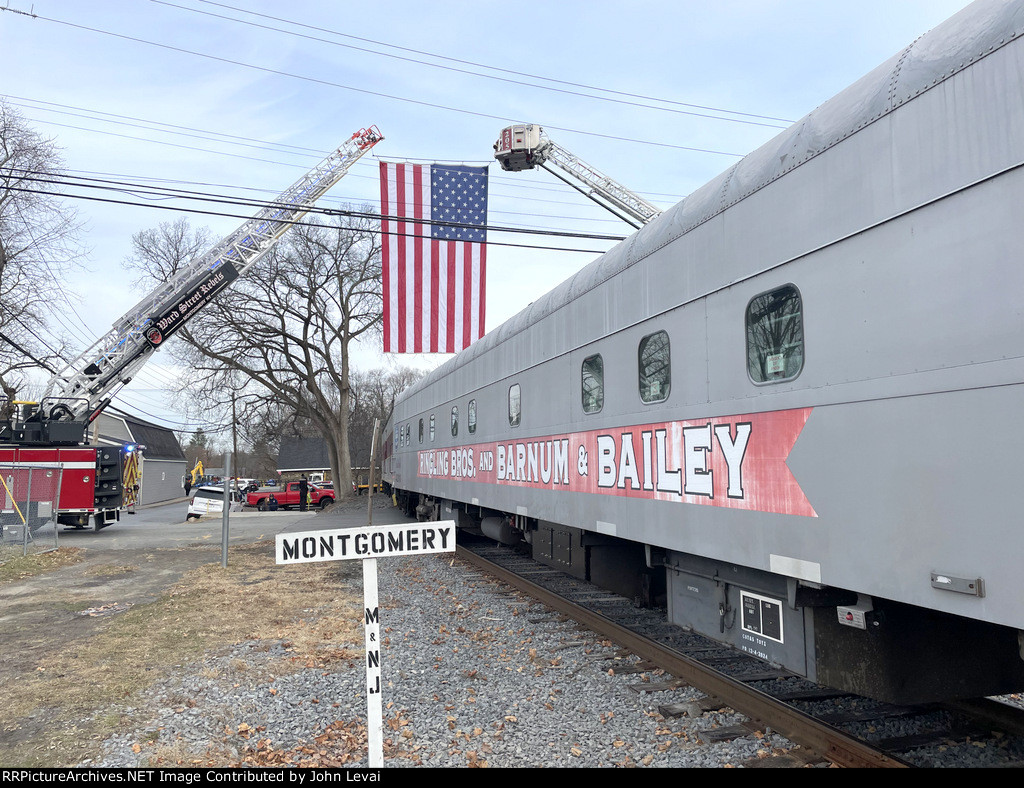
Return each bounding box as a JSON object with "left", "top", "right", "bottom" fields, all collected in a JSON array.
[{"left": 186, "top": 485, "right": 243, "bottom": 521}]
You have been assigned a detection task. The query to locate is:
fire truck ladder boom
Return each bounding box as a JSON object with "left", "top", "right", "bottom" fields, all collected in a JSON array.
[
  {"left": 43, "top": 126, "right": 383, "bottom": 423},
  {"left": 493, "top": 124, "right": 660, "bottom": 229}
]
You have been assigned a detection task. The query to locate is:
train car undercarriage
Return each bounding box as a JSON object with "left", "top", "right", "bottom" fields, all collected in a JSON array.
[{"left": 398, "top": 489, "right": 1024, "bottom": 705}]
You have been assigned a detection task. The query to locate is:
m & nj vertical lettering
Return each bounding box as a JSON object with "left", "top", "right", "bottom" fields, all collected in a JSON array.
[{"left": 365, "top": 605, "right": 380, "bottom": 694}]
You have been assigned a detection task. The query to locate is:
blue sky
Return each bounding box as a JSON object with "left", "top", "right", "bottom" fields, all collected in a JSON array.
[{"left": 1, "top": 0, "right": 974, "bottom": 435}]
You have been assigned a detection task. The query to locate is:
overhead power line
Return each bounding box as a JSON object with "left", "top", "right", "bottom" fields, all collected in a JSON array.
[
  {"left": 3, "top": 9, "right": 750, "bottom": 157},
  {"left": 4, "top": 168, "right": 631, "bottom": 251},
  {"left": 155, "top": 0, "right": 794, "bottom": 130},
  {"left": 2, "top": 94, "right": 691, "bottom": 209},
  {"left": 0, "top": 329, "right": 58, "bottom": 374}
]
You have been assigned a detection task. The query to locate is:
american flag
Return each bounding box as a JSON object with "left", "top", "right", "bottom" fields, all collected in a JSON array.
[{"left": 379, "top": 162, "right": 488, "bottom": 353}]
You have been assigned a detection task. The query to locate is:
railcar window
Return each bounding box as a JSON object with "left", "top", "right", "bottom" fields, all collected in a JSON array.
[
  {"left": 429, "top": 415, "right": 435, "bottom": 442},
  {"left": 509, "top": 384, "right": 521, "bottom": 427},
  {"left": 582, "top": 354, "right": 604, "bottom": 413},
  {"left": 451, "top": 406, "right": 459, "bottom": 437},
  {"left": 746, "top": 285, "right": 804, "bottom": 383},
  {"left": 468, "top": 399, "right": 477, "bottom": 434},
  {"left": 638, "top": 331, "right": 671, "bottom": 403},
  {"left": 418, "top": 419, "right": 423, "bottom": 443}
]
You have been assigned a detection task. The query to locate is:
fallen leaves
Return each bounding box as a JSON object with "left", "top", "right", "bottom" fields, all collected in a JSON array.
[
  {"left": 218, "top": 721, "right": 264, "bottom": 746},
  {"left": 76, "top": 603, "right": 133, "bottom": 617},
  {"left": 238, "top": 719, "right": 367, "bottom": 768}
]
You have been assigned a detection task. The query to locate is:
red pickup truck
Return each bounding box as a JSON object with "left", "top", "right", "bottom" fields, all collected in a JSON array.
[{"left": 246, "top": 482, "right": 334, "bottom": 511}]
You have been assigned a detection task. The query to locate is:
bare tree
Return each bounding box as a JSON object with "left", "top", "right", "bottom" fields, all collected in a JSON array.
[
  {"left": 0, "top": 99, "right": 83, "bottom": 406},
  {"left": 348, "top": 366, "right": 425, "bottom": 467},
  {"left": 125, "top": 217, "right": 211, "bottom": 286},
  {"left": 125, "top": 211, "right": 383, "bottom": 496}
]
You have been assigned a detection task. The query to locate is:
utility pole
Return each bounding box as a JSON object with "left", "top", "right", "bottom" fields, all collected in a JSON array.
[
  {"left": 368, "top": 419, "right": 380, "bottom": 525},
  {"left": 221, "top": 454, "right": 231, "bottom": 568},
  {"left": 231, "top": 394, "right": 238, "bottom": 481}
]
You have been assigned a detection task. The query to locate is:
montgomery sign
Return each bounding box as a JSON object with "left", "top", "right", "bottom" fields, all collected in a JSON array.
[{"left": 275, "top": 523, "right": 455, "bottom": 565}]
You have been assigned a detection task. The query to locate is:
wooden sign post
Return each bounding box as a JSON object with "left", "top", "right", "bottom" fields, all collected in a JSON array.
[{"left": 276, "top": 521, "right": 456, "bottom": 767}]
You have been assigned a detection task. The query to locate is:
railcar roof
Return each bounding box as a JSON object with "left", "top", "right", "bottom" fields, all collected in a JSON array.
[{"left": 400, "top": 0, "right": 1024, "bottom": 404}]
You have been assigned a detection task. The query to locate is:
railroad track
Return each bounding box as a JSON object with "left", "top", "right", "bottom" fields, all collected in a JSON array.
[{"left": 454, "top": 538, "right": 1024, "bottom": 768}]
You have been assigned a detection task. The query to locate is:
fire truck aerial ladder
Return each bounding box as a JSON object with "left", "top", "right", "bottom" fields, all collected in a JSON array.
[
  {"left": 493, "top": 124, "right": 660, "bottom": 229},
  {"left": 0, "top": 125, "right": 382, "bottom": 529},
  {"left": 3, "top": 125, "right": 383, "bottom": 446}
]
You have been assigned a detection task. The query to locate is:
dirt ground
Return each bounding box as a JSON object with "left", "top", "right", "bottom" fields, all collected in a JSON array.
[{"left": 0, "top": 499, "right": 383, "bottom": 768}]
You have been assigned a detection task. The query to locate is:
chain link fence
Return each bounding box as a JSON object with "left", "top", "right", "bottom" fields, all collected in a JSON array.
[{"left": 1, "top": 464, "right": 61, "bottom": 561}]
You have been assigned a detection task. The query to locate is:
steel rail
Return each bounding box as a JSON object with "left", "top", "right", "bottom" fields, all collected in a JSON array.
[{"left": 455, "top": 545, "right": 913, "bottom": 768}]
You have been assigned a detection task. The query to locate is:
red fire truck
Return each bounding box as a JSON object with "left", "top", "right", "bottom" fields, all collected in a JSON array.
[{"left": 0, "top": 444, "right": 122, "bottom": 530}]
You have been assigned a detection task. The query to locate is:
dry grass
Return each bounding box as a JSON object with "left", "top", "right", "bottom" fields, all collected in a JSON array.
[
  {"left": 0, "top": 547, "right": 84, "bottom": 583},
  {"left": 1, "top": 540, "right": 365, "bottom": 767},
  {"left": 84, "top": 563, "right": 139, "bottom": 578}
]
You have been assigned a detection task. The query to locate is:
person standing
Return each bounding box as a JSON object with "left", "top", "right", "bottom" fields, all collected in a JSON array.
[
  {"left": 183, "top": 477, "right": 192, "bottom": 497},
  {"left": 299, "top": 474, "right": 308, "bottom": 511}
]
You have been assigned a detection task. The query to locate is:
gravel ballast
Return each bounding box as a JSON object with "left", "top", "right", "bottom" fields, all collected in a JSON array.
[{"left": 80, "top": 538, "right": 799, "bottom": 768}]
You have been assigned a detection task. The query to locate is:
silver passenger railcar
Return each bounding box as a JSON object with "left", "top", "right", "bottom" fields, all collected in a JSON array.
[{"left": 382, "top": 0, "right": 1024, "bottom": 704}]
